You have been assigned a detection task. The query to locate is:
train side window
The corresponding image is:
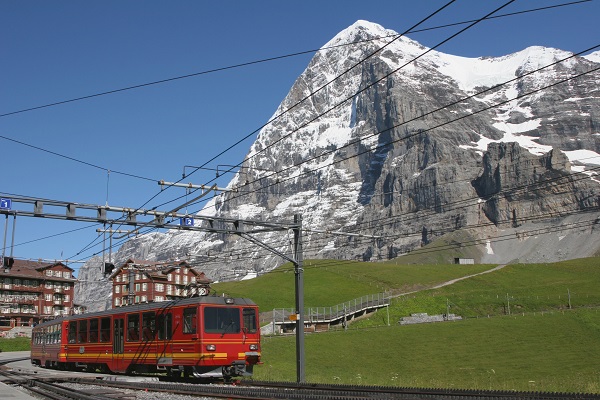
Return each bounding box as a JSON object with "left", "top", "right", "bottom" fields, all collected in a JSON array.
[
  {"left": 183, "top": 308, "right": 197, "bottom": 334},
  {"left": 68, "top": 321, "right": 77, "bottom": 343},
  {"left": 100, "top": 318, "right": 111, "bottom": 342},
  {"left": 78, "top": 320, "right": 88, "bottom": 343},
  {"left": 127, "top": 314, "right": 139, "bottom": 341},
  {"left": 142, "top": 312, "right": 156, "bottom": 341},
  {"left": 157, "top": 313, "right": 172, "bottom": 340},
  {"left": 89, "top": 319, "right": 99, "bottom": 343},
  {"left": 243, "top": 308, "right": 257, "bottom": 333}
]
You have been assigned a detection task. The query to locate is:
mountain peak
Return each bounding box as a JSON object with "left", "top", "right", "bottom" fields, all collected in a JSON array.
[{"left": 323, "top": 20, "right": 393, "bottom": 48}]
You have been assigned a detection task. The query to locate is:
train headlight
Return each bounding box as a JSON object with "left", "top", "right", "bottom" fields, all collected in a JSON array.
[
  {"left": 206, "top": 344, "right": 216, "bottom": 351},
  {"left": 249, "top": 344, "right": 258, "bottom": 351}
]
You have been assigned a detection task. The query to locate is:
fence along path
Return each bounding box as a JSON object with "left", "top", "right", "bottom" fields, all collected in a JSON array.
[{"left": 269, "top": 292, "right": 390, "bottom": 333}]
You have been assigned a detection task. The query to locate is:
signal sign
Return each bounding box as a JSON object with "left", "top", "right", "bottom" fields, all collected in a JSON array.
[
  {"left": 0, "top": 198, "right": 11, "bottom": 210},
  {"left": 180, "top": 217, "right": 194, "bottom": 226}
]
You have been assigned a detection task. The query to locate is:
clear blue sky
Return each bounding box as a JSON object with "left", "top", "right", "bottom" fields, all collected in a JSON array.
[{"left": 1, "top": 0, "right": 598, "bottom": 274}]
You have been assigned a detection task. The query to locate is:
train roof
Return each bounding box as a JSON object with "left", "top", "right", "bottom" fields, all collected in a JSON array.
[{"left": 33, "top": 296, "right": 257, "bottom": 329}]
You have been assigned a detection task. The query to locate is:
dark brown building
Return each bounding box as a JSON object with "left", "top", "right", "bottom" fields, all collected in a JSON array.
[
  {"left": 0, "top": 258, "right": 77, "bottom": 333},
  {"left": 109, "top": 259, "right": 212, "bottom": 308}
]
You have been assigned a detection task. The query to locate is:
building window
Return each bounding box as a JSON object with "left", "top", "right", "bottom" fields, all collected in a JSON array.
[
  {"left": 155, "top": 283, "right": 164, "bottom": 292},
  {"left": 64, "top": 295, "right": 70, "bottom": 302},
  {"left": 45, "top": 294, "right": 52, "bottom": 301},
  {"left": 115, "top": 286, "right": 120, "bottom": 294},
  {"left": 46, "top": 270, "right": 52, "bottom": 276},
  {"left": 115, "top": 298, "right": 121, "bottom": 307},
  {"left": 45, "top": 281, "right": 52, "bottom": 289},
  {"left": 142, "top": 283, "right": 148, "bottom": 292},
  {"left": 63, "top": 271, "right": 71, "bottom": 279},
  {"left": 116, "top": 275, "right": 121, "bottom": 283},
  {"left": 135, "top": 283, "right": 140, "bottom": 292},
  {"left": 141, "top": 295, "right": 147, "bottom": 303},
  {"left": 175, "top": 275, "right": 181, "bottom": 284}
]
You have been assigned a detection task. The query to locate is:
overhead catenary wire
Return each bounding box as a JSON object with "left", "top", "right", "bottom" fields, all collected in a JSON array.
[
  {"left": 1, "top": 1, "right": 590, "bottom": 119},
  {"left": 186, "top": 48, "right": 600, "bottom": 218},
  {"left": 65, "top": 44, "right": 600, "bottom": 266},
  {"left": 53, "top": 56, "right": 600, "bottom": 269},
  {"left": 3, "top": 0, "right": 596, "bottom": 268}
]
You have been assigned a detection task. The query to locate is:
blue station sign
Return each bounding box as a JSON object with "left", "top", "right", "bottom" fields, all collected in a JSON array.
[{"left": 0, "top": 198, "right": 12, "bottom": 210}]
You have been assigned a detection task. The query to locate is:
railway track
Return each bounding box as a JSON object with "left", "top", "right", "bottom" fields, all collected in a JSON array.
[
  {"left": 48, "top": 376, "right": 600, "bottom": 400},
  {"left": 0, "top": 355, "right": 131, "bottom": 399},
  {"left": 3, "top": 356, "right": 600, "bottom": 399}
]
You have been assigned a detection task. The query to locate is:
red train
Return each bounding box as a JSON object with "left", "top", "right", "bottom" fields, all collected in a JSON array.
[{"left": 30, "top": 296, "right": 261, "bottom": 380}]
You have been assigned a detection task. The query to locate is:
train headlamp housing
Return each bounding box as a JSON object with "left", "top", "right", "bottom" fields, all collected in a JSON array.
[
  {"left": 249, "top": 344, "right": 258, "bottom": 351},
  {"left": 225, "top": 298, "right": 235, "bottom": 304},
  {"left": 206, "top": 344, "right": 216, "bottom": 351}
]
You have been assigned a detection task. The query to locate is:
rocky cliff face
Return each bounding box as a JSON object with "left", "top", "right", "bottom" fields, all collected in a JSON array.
[{"left": 75, "top": 20, "right": 600, "bottom": 310}]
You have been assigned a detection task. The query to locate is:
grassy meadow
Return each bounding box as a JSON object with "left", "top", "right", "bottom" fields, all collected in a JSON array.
[
  {"left": 213, "top": 257, "right": 600, "bottom": 393},
  {"left": 0, "top": 337, "right": 31, "bottom": 352}
]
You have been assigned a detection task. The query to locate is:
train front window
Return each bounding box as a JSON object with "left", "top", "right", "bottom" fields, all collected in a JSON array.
[
  {"left": 243, "top": 308, "right": 257, "bottom": 333},
  {"left": 183, "top": 308, "right": 197, "bottom": 334},
  {"left": 204, "top": 307, "right": 240, "bottom": 334}
]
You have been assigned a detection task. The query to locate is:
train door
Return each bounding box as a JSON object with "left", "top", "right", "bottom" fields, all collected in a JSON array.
[
  {"left": 113, "top": 317, "right": 125, "bottom": 371},
  {"left": 156, "top": 311, "right": 173, "bottom": 368},
  {"left": 65, "top": 321, "right": 77, "bottom": 364}
]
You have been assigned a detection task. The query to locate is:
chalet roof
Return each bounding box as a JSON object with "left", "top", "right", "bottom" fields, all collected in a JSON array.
[
  {"left": 108, "top": 258, "right": 212, "bottom": 284},
  {"left": 1, "top": 258, "right": 76, "bottom": 281}
]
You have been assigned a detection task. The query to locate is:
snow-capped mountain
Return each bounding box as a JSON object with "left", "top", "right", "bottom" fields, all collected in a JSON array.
[{"left": 76, "top": 20, "right": 600, "bottom": 310}]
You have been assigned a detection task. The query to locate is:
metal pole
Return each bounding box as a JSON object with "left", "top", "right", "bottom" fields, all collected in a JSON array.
[
  {"left": 9, "top": 214, "right": 16, "bottom": 257},
  {"left": 1, "top": 214, "right": 8, "bottom": 264},
  {"left": 293, "top": 214, "right": 305, "bottom": 383},
  {"left": 387, "top": 304, "right": 390, "bottom": 326},
  {"left": 128, "top": 268, "right": 135, "bottom": 306}
]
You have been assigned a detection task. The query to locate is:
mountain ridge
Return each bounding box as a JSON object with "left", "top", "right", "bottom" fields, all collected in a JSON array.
[{"left": 75, "top": 20, "right": 600, "bottom": 311}]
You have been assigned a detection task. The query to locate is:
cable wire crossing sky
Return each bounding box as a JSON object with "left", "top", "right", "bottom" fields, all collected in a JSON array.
[{"left": 1, "top": 0, "right": 599, "bottom": 274}]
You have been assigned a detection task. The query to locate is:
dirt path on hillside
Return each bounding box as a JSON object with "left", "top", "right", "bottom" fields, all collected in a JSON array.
[{"left": 391, "top": 264, "right": 508, "bottom": 298}]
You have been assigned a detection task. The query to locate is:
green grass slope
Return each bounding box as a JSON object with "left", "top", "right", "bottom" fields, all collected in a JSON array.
[
  {"left": 212, "top": 259, "right": 494, "bottom": 310},
  {"left": 214, "top": 257, "right": 600, "bottom": 393},
  {"left": 258, "top": 309, "right": 600, "bottom": 393}
]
